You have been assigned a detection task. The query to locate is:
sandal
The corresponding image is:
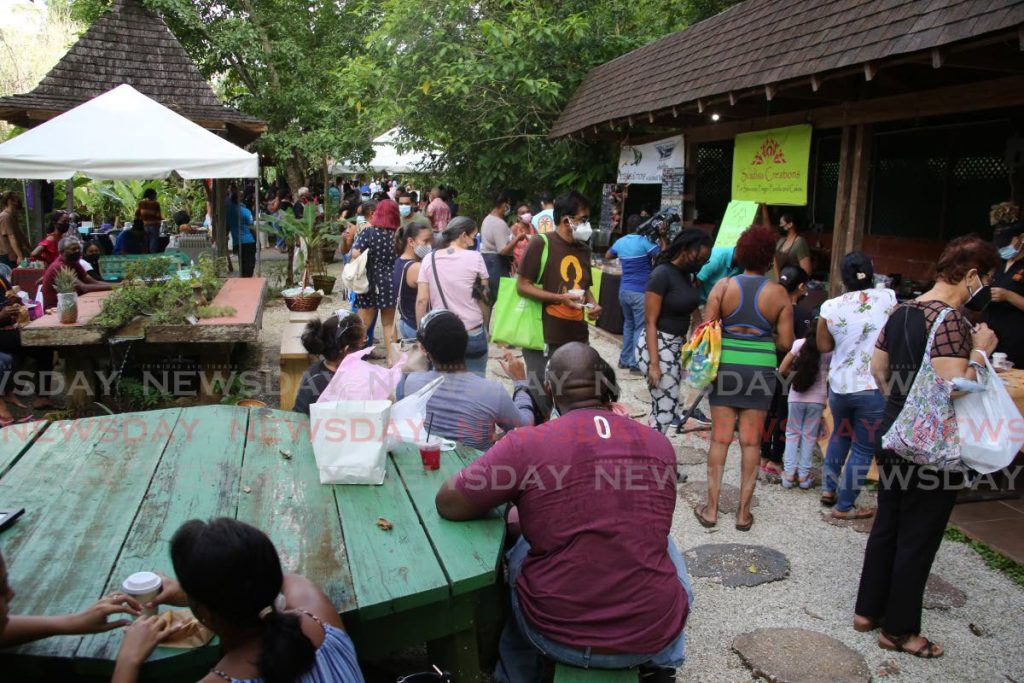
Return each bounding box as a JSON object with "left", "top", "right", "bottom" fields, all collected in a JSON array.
[
  {"left": 853, "top": 615, "right": 880, "bottom": 632},
  {"left": 832, "top": 507, "right": 875, "bottom": 520},
  {"left": 735, "top": 513, "right": 754, "bottom": 532},
  {"left": 879, "top": 631, "right": 943, "bottom": 658},
  {"left": 781, "top": 472, "right": 797, "bottom": 489},
  {"left": 693, "top": 504, "right": 717, "bottom": 528},
  {"left": 820, "top": 492, "right": 837, "bottom": 507},
  {"left": 799, "top": 474, "right": 815, "bottom": 490}
]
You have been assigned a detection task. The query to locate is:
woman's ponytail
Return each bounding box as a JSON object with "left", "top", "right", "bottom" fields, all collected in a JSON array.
[{"left": 259, "top": 609, "right": 316, "bottom": 683}]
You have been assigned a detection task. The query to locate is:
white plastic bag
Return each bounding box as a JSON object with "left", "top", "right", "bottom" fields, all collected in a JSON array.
[
  {"left": 309, "top": 399, "right": 391, "bottom": 484},
  {"left": 955, "top": 355, "right": 1024, "bottom": 474},
  {"left": 387, "top": 376, "right": 444, "bottom": 447}
]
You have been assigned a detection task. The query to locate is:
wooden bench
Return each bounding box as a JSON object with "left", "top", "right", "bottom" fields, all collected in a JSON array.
[
  {"left": 280, "top": 320, "right": 315, "bottom": 410},
  {"left": 97, "top": 250, "right": 191, "bottom": 281},
  {"left": 554, "top": 664, "right": 636, "bottom": 682}
]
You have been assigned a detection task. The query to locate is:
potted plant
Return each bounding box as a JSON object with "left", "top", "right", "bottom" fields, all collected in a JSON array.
[
  {"left": 258, "top": 210, "right": 341, "bottom": 305},
  {"left": 53, "top": 266, "right": 79, "bottom": 324}
]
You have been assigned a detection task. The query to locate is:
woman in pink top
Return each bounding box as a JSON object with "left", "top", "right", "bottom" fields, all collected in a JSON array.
[
  {"left": 416, "top": 217, "right": 490, "bottom": 377},
  {"left": 778, "top": 325, "right": 831, "bottom": 489},
  {"left": 510, "top": 203, "right": 534, "bottom": 275}
]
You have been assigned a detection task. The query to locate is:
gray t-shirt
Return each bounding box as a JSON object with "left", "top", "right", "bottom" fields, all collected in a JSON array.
[
  {"left": 400, "top": 371, "right": 534, "bottom": 451},
  {"left": 480, "top": 214, "right": 511, "bottom": 255}
]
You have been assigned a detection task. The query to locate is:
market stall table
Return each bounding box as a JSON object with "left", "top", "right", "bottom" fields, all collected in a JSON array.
[
  {"left": 0, "top": 406, "right": 505, "bottom": 681},
  {"left": 18, "top": 278, "right": 267, "bottom": 407}
]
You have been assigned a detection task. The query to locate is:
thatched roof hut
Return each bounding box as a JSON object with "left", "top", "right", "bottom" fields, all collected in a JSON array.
[{"left": 0, "top": 0, "right": 266, "bottom": 146}]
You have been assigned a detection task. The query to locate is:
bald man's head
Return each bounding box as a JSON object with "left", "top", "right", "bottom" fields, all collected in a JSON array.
[{"left": 545, "top": 343, "right": 619, "bottom": 413}]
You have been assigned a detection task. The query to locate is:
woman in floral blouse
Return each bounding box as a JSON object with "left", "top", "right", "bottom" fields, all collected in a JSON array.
[{"left": 816, "top": 252, "right": 896, "bottom": 519}]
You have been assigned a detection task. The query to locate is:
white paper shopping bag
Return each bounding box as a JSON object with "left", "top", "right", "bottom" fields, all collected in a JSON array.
[{"left": 309, "top": 399, "right": 392, "bottom": 484}]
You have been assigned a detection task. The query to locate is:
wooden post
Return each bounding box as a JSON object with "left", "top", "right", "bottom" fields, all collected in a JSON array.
[
  {"left": 27, "top": 180, "right": 44, "bottom": 247},
  {"left": 65, "top": 179, "right": 74, "bottom": 212},
  {"left": 212, "top": 179, "right": 229, "bottom": 271},
  {"left": 683, "top": 138, "right": 697, "bottom": 223},
  {"left": 828, "top": 124, "right": 872, "bottom": 296}
]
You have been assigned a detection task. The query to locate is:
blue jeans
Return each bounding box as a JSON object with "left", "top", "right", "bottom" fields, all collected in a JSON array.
[
  {"left": 398, "top": 318, "right": 417, "bottom": 341},
  {"left": 465, "top": 328, "right": 489, "bottom": 378},
  {"left": 823, "top": 389, "right": 886, "bottom": 512},
  {"left": 618, "top": 289, "right": 646, "bottom": 369},
  {"left": 495, "top": 536, "right": 693, "bottom": 682},
  {"left": 144, "top": 225, "right": 161, "bottom": 254},
  {"left": 783, "top": 401, "right": 825, "bottom": 477}
]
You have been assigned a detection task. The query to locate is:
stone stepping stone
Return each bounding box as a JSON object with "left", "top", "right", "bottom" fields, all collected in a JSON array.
[
  {"left": 733, "top": 627, "right": 870, "bottom": 682},
  {"left": 821, "top": 510, "right": 875, "bottom": 534},
  {"left": 675, "top": 447, "right": 705, "bottom": 466},
  {"left": 684, "top": 543, "right": 788, "bottom": 588},
  {"left": 923, "top": 573, "right": 966, "bottom": 610},
  {"left": 679, "top": 480, "right": 759, "bottom": 514}
]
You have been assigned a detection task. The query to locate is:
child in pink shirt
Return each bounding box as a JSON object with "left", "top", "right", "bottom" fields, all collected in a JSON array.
[{"left": 779, "top": 328, "right": 831, "bottom": 489}]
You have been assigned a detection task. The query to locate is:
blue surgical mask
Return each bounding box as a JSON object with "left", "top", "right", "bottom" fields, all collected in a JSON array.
[
  {"left": 999, "top": 244, "right": 1019, "bottom": 260},
  {"left": 356, "top": 215, "right": 366, "bottom": 225},
  {"left": 399, "top": 205, "right": 412, "bottom": 218}
]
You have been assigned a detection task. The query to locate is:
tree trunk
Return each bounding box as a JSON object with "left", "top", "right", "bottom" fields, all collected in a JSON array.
[{"left": 283, "top": 153, "right": 306, "bottom": 288}]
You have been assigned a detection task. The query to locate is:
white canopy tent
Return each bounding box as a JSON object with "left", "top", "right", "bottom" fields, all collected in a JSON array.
[
  {"left": 330, "top": 128, "right": 438, "bottom": 175},
  {"left": 0, "top": 84, "right": 259, "bottom": 180}
]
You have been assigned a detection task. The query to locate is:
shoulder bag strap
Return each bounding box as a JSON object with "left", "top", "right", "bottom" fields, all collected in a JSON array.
[
  {"left": 431, "top": 250, "right": 449, "bottom": 310},
  {"left": 534, "top": 234, "right": 549, "bottom": 286}
]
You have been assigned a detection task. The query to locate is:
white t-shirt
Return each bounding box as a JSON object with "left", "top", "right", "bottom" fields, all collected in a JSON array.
[
  {"left": 820, "top": 288, "right": 897, "bottom": 394},
  {"left": 418, "top": 247, "right": 489, "bottom": 331},
  {"left": 532, "top": 208, "right": 555, "bottom": 234},
  {"left": 480, "top": 214, "right": 511, "bottom": 255}
]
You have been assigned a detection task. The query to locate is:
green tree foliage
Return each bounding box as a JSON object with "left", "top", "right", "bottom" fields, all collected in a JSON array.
[
  {"left": 65, "top": 0, "right": 740, "bottom": 208},
  {"left": 364, "top": 0, "right": 738, "bottom": 212},
  {"left": 67, "top": 0, "right": 380, "bottom": 188}
]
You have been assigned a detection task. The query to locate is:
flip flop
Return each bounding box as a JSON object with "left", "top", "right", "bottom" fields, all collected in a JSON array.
[
  {"left": 693, "top": 504, "right": 717, "bottom": 528},
  {"left": 735, "top": 514, "right": 754, "bottom": 532},
  {"left": 820, "top": 492, "right": 837, "bottom": 507},
  {"left": 832, "top": 507, "right": 875, "bottom": 520},
  {"left": 879, "top": 631, "right": 943, "bottom": 658}
]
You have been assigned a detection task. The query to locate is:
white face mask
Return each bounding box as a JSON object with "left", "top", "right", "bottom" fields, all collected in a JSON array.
[
  {"left": 571, "top": 220, "right": 593, "bottom": 243},
  {"left": 414, "top": 244, "right": 432, "bottom": 259}
]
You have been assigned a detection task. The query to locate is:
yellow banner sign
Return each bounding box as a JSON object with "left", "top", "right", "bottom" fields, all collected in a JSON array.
[
  {"left": 713, "top": 200, "right": 759, "bottom": 249},
  {"left": 732, "top": 124, "right": 812, "bottom": 205}
]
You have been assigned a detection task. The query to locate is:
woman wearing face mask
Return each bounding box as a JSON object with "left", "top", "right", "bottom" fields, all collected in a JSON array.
[
  {"left": 510, "top": 203, "right": 534, "bottom": 274},
  {"left": 637, "top": 229, "right": 712, "bottom": 432},
  {"left": 816, "top": 252, "right": 896, "bottom": 519},
  {"left": 984, "top": 222, "right": 1024, "bottom": 367},
  {"left": 82, "top": 241, "right": 105, "bottom": 279},
  {"left": 855, "top": 236, "right": 998, "bottom": 660},
  {"left": 30, "top": 211, "right": 70, "bottom": 265},
  {"left": 480, "top": 191, "right": 524, "bottom": 303},
  {"left": 774, "top": 212, "right": 812, "bottom": 280},
  {"left": 416, "top": 217, "right": 491, "bottom": 377},
  {"left": 350, "top": 200, "right": 396, "bottom": 363},
  {"left": 393, "top": 223, "right": 433, "bottom": 340}
]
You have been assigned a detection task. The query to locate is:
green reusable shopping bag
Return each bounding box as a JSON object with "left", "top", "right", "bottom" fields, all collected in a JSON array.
[{"left": 490, "top": 235, "right": 549, "bottom": 350}]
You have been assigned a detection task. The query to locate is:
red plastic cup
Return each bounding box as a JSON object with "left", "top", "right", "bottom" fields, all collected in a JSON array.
[{"left": 417, "top": 438, "right": 441, "bottom": 470}]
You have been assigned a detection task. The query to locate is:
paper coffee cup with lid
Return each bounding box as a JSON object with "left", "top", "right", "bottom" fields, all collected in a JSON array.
[{"left": 122, "top": 571, "right": 162, "bottom": 617}]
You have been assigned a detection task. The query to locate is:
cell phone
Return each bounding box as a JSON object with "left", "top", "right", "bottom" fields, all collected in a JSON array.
[{"left": 0, "top": 508, "right": 25, "bottom": 532}]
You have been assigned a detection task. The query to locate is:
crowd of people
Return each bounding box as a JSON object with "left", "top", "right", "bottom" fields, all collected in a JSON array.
[{"left": 3, "top": 175, "right": 1022, "bottom": 681}]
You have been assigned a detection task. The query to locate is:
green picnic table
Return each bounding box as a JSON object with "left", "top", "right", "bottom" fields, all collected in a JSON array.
[{"left": 0, "top": 406, "right": 506, "bottom": 681}]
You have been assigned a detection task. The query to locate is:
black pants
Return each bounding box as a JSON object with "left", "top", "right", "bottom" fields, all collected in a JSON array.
[
  {"left": 854, "top": 460, "right": 962, "bottom": 636},
  {"left": 760, "top": 364, "right": 787, "bottom": 465},
  {"left": 237, "top": 243, "right": 256, "bottom": 278}
]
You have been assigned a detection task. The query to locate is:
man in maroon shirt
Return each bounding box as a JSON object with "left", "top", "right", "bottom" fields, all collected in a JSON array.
[
  {"left": 40, "top": 237, "right": 112, "bottom": 311},
  {"left": 436, "top": 343, "right": 692, "bottom": 681}
]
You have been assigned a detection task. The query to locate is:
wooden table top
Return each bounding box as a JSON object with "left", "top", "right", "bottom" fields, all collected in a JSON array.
[
  {"left": 20, "top": 291, "right": 112, "bottom": 346},
  {"left": 0, "top": 406, "right": 503, "bottom": 679}
]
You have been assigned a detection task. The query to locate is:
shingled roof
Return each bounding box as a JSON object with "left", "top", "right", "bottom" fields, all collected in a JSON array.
[
  {"left": 551, "top": 0, "right": 1024, "bottom": 138},
  {"left": 0, "top": 0, "right": 266, "bottom": 145}
]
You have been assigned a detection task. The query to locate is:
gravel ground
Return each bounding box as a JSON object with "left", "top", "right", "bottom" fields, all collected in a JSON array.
[{"left": 254, "top": 250, "right": 1024, "bottom": 681}]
